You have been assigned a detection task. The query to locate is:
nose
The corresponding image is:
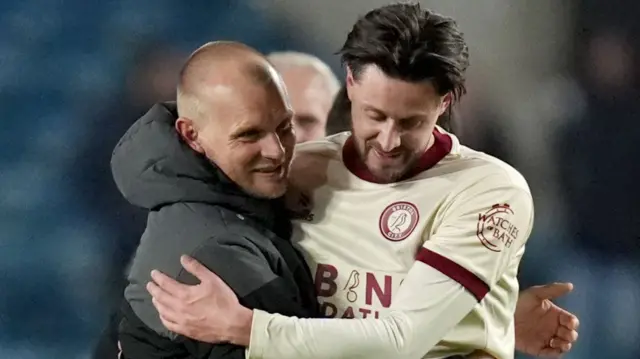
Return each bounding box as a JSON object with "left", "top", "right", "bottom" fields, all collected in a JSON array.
[
  {"left": 377, "top": 121, "right": 401, "bottom": 152},
  {"left": 260, "top": 132, "right": 286, "bottom": 161}
]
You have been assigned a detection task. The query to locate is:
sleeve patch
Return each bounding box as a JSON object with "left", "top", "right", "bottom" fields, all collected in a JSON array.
[{"left": 476, "top": 203, "right": 518, "bottom": 252}]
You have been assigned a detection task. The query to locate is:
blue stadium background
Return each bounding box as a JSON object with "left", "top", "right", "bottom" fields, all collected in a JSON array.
[{"left": 1, "top": 1, "right": 638, "bottom": 358}]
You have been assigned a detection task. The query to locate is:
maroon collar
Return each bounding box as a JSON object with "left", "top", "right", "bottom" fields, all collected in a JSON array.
[{"left": 342, "top": 129, "right": 453, "bottom": 183}]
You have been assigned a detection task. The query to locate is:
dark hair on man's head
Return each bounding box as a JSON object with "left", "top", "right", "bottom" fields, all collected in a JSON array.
[{"left": 339, "top": 3, "right": 469, "bottom": 103}]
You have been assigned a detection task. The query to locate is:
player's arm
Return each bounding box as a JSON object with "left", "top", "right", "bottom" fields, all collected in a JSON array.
[
  {"left": 149, "top": 175, "right": 533, "bottom": 359},
  {"left": 121, "top": 234, "right": 314, "bottom": 359},
  {"left": 242, "top": 176, "right": 533, "bottom": 359}
]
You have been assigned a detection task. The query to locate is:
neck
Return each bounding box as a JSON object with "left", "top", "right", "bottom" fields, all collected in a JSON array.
[{"left": 343, "top": 128, "right": 453, "bottom": 183}]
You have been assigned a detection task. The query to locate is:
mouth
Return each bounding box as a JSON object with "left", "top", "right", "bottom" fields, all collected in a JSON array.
[
  {"left": 372, "top": 148, "right": 403, "bottom": 160},
  {"left": 254, "top": 165, "right": 285, "bottom": 177}
]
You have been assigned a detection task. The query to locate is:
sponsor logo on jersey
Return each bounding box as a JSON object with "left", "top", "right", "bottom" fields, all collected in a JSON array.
[
  {"left": 314, "top": 263, "right": 397, "bottom": 319},
  {"left": 477, "top": 203, "right": 518, "bottom": 252},
  {"left": 378, "top": 201, "right": 420, "bottom": 241}
]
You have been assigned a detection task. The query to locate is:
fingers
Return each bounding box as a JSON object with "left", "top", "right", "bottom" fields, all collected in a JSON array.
[
  {"left": 157, "top": 309, "right": 184, "bottom": 335},
  {"left": 560, "top": 312, "right": 580, "bottom": 330},
  {"left": 151, "top": 295, "right": 183, "bottom": 325},
  {"left": 556, "top": 325, "right": 579, "bottom": 343},
  {"left": 147, "top": 281, "right": 178, "bottom": 307},
  {"left": 150, "top": 291, "right": 198, "bottom": 339},
  {"left": 531, "top": 282, "right": 574, "bottom": 300},
  {"left": 180, "top": 255, "right": 216, "bottom": 282},
  {"left": 150, "top": 269, "right": 190, "bottom": 298},
  {"left": 147, "top": 281, "right": 186, "bottom": 317},
  {"left": 549, "top": 337, "right": 572, "bottom": 353},
  {"left": 160, "top": 315, "right": 181, "bottom": 333},
  {"left": 181, "top": 255, "right": 230, "bottom": 290},
  {"left": 150, "top": 287, "right": 189, "bottom": 336}
]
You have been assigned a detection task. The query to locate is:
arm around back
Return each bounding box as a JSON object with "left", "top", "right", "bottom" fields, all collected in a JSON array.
[{"left": 120, "top": 232, "right": 315, "bottom": 359}]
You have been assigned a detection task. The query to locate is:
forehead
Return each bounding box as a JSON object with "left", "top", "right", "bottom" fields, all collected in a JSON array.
[
  {"left": 207, "top": 82, "right": 292, "bottom": 131},
  {"left": 280, "top": 67, "right": 333, "bottom": 116},
  {"left": 352, "top": 66, "right": 440, "bottom": 115}
]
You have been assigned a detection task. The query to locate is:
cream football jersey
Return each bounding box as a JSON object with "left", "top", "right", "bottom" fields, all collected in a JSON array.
[{"left": 247, "top": 128, "right": 534, "bottom": 359}]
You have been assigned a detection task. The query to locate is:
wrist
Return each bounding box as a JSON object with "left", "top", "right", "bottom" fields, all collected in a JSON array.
[{"left": 226, "top": 307, "right": 253, "bottom": 347}]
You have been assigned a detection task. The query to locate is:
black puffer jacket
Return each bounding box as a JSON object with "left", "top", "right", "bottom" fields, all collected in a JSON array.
[{"left": 111, "top": 102, "right": 319, "bottom": 358}]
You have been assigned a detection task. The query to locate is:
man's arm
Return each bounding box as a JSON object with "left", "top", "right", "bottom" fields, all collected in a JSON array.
[
  {"left": 121, "top": 234, "right": 314, "bottom": 359},
  {"left": 148, "top": 268, "right": 580, "bottom": 359},
  {"left": 249, "top": 264, "right": 479, "bottom": 359},
  {"left": 244, "top": 178, "right": 533, "bottom": 359}
]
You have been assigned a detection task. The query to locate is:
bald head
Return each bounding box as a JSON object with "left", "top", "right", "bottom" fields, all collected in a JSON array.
[
  {"left": 177, "top": 41, "right": 286, "bottom": 123},
  {"left": 267, "top": 51, "right": 340, "bottom": 143},
  {"left": 174, "top": 41, "right": 295, "bottom": 199},
  {"left": 267, "top": 51, "right": 340, "bottom": 97}
]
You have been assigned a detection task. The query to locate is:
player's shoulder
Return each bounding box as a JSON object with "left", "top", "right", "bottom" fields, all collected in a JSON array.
[
  {"left": 293, "top": 131, "right": 348, "bottom": 158},
  {"left": 447, "top": 142, "right": 530, "bottom": 195},
  {"left": 289, "top": 132, "right": 349, "bottom": 191}
]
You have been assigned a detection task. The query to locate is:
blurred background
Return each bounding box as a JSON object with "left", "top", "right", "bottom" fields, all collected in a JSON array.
[{"left": 0, "top": 0, "right": 638, "bottom": 358}]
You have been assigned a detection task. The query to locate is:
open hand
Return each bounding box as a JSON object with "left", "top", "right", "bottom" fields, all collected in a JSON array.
[
  {"left": 146, "top": 255, "right": 253, "bottom": 345},
  {"left": 515, "top": 282, "right": 580, "bottom": 358}
]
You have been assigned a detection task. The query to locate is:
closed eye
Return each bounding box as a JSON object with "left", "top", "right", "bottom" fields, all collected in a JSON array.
[
  {"left": 234, "top": 128, "right": 263, "bottom": 141},
  {"left": 398, "top": 117, "right": 424, "bottom": 130},
  {"left": 295, "top": 115, "right": 318, "bottom": 128},
  {"left": 365, "top": 108, "right": 386, "bottom": 122}
]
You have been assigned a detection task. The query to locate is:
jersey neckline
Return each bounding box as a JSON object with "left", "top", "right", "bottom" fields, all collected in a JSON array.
[{"left": 341, "top": 129, "right": 453, "bottom": 183}]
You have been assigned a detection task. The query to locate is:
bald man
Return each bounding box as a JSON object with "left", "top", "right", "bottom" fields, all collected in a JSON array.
[
  {"left": 111, "top": 42, "right": 319, "bottom": 359},
  {"left": 267, "top": 51, "right": 341, "bottom": 142}
]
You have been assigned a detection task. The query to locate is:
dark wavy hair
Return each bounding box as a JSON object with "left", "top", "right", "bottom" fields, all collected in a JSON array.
[{"left": 338, "top": 3, "right": 470, "bottom": 132}]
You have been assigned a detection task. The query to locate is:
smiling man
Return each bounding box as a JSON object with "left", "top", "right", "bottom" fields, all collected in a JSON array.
[
  {"left": 112, "top": 41, "right": 319, "bottom": 359},
  {"left": 146, "top": 3, "right": 579, "bottom": 359}
]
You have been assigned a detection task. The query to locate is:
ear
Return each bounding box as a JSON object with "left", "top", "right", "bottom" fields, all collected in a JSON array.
[
  {"left": 438, "top": 93, "right": 453, "bottom": 117},
  {"left": 175, "top": 117, "right": 205, "bottom": 154},
  {"left": 345, "top": 67, "right": 355, "bottom": 101}
]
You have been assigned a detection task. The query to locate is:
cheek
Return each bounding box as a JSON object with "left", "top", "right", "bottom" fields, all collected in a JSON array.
[
  {"left": 292, "top": 124, "right": 308, "bottom": 142},
  {"left": 198, "top": 138, "right": 220, "bottom": 161},
  {"left": 226, "top": 143, "right": 263, "bottom": 171},
  {"left": 198, "top": 128, "right": 224, "bottom": 157},
  {"left": 302, "top": 124, "right": 325, "bottom": 141},
  {"left": 351, "top": 114, "right": 377, "bottom": 139},
  {"left": 403, "top": 134, "right": 430, "bottom": 155},
  {"left": 351, "top": 111, "right": 371, "bottom": 133}
]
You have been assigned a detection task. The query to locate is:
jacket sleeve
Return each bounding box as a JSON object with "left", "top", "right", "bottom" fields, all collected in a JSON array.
[{"left": 119, "top": 233, "right": 314, "bottom": 359}]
